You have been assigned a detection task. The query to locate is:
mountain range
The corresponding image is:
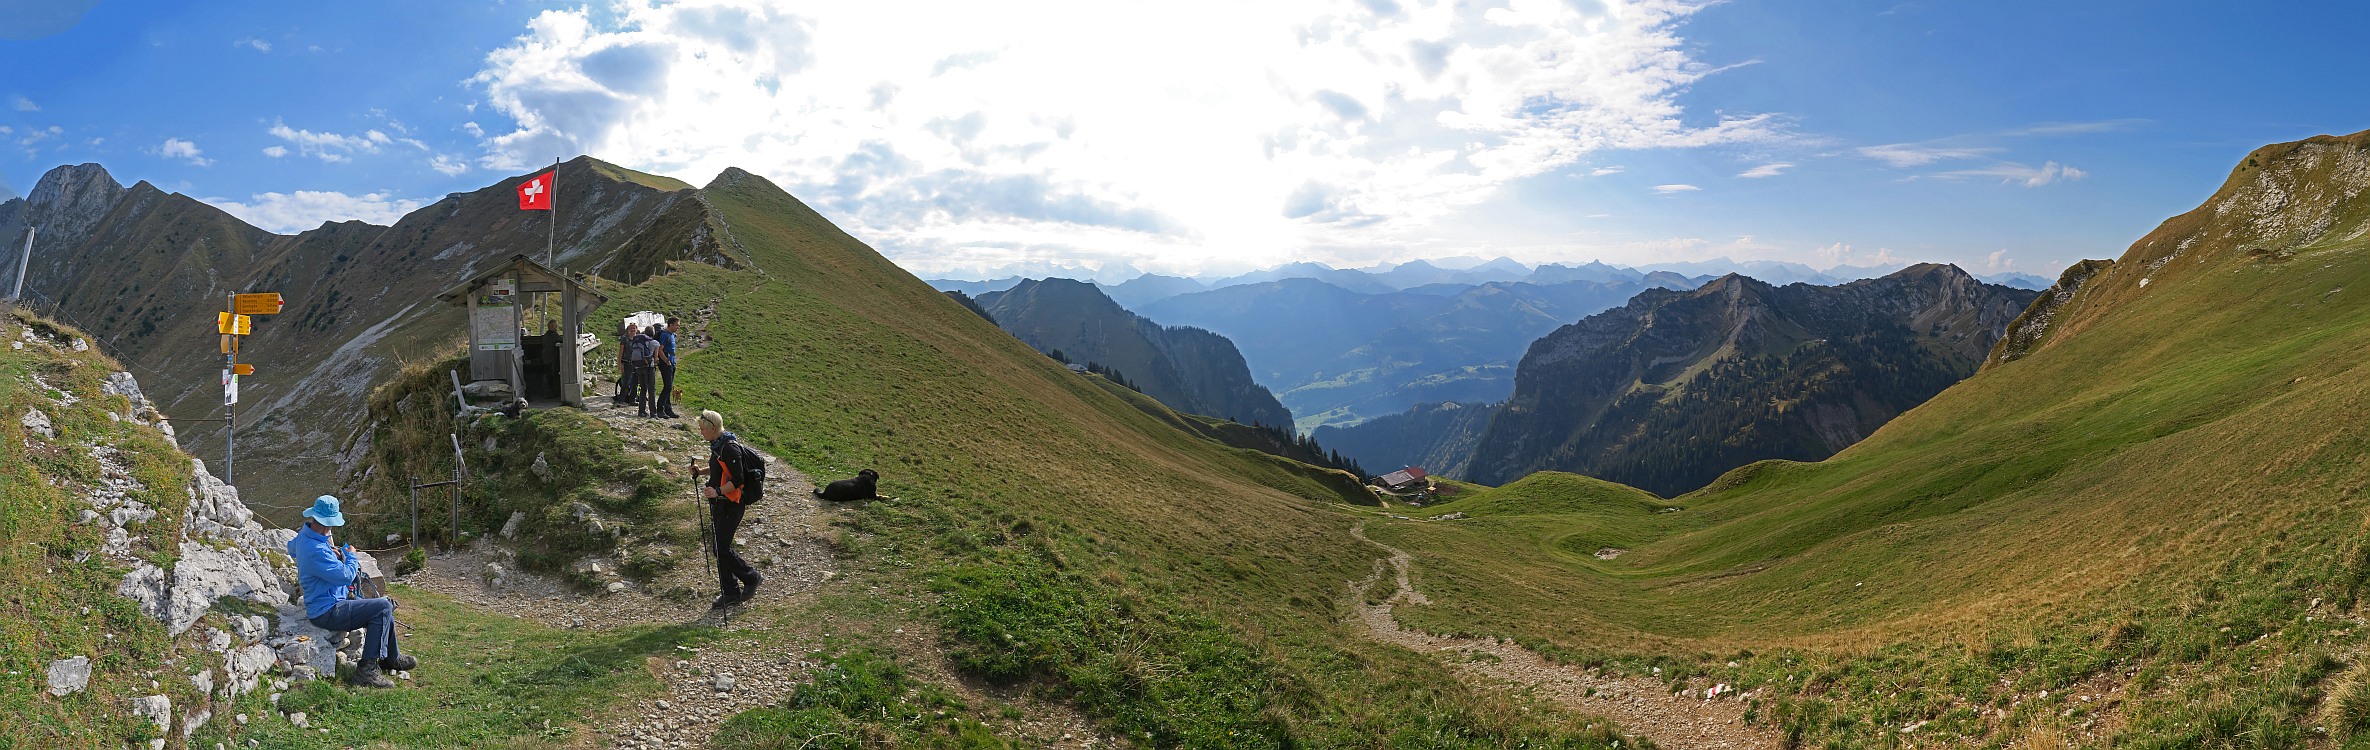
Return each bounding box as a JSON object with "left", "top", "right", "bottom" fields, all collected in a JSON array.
[
  {"left": 1465, "top": 264, "right": 2038, "bottom": 495},
  {"left": 924, "top": 256, "right": 2051, "bottom": 309},
  {"left": 0, "top": 157, "right": 742, "bottom": 514},
  {"left": 973, "top": 277, "right": 1293, "bottom": 428},
  {"left": 14, "top": 127, "right": 2370, "bottom": 749}
]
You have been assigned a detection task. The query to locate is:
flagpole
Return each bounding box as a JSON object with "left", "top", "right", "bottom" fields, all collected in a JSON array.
[{"left": 546, "top": 156, "right": 558, "bottom": 267}]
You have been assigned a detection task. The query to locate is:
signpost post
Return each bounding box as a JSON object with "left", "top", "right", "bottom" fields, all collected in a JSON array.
[{"left": 218, "top": 292, "right": 285, "bottom": 484}]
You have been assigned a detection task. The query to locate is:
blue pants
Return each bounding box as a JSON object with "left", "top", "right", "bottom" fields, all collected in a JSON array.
[{"left": 310, "top": 598, "right": 401, "bottom": 667}]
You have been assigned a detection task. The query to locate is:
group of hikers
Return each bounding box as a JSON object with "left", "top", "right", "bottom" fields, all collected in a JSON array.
[
  {"left": 288, "top": 314, "right": 775, "bottom": 689},
  {"left": 614, "top": 315, "right": 682, "bottom": 418}
]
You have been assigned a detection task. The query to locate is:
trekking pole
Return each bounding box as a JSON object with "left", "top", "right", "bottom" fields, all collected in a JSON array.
[{"left": 693, "top": 458, "right": 713, "bottom": 583}]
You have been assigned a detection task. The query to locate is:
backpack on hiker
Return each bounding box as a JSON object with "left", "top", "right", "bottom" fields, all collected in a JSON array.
[
  {"left": 713, "top": 438, "right": 768, "bottom": 504},
  {"left": 627, "top": 335, "right": 656, "bottom": 364}
]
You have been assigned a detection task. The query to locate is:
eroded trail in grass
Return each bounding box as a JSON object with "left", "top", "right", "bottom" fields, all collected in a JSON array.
[{"left": 1351, "top": 524, "right": 1779, "bottom": 750}]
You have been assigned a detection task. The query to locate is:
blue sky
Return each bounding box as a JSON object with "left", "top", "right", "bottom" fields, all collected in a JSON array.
[{"left": 3, "top": 0, "right": 2366, "bottom": 279}]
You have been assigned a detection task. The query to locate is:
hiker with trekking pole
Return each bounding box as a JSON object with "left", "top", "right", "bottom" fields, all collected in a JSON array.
[{"left": 689, "top": 410, "right": 766, "bottom": 610}]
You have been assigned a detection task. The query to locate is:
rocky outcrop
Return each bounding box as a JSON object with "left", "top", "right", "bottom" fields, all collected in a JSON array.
[
  {"left": 1468, "top": 264, "right": 2039, "bottom": 495},
  {"left": 1983, "top": 259, "right": 2115, "bottom": 371}
]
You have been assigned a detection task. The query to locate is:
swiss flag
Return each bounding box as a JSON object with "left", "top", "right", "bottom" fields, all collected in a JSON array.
[{"left": 517, "top": 171, "right": 554, "bottom": 211}]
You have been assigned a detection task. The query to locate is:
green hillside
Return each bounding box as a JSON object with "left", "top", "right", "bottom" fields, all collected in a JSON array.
[
  {"left": 539, "top": 168, "right": 1643, "bottom": 746},
  {"left": 1369, "top": 131, "right": 2370, "bottom": 746}
]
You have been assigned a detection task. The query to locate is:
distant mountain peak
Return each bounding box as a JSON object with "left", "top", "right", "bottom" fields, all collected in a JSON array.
[{"left": 27, "top": 162, "right": 123, "bottom": 209}]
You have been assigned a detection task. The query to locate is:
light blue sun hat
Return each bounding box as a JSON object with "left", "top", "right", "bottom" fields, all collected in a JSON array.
[{"left": 301, "top": 495, "right": 346, "bottom": 527}]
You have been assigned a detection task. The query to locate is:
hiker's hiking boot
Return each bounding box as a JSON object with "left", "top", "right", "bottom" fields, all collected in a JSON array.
[
  {"left": 348, "top": 663, "right": 396, "bottom": 689},
  {"left": 381, "top": 655, "right": 417, "bottom": 672},
  {"left": 711, "top": 591, "right": 744, "bottom": 610},
  {"left": 738, "top": 570, "right": 763, "bottom": 601}
]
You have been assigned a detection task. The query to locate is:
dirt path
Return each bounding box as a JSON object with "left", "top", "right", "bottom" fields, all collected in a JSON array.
[
  {"left": 401, "top": 387, "right": 839, "bottom": 750},
  {"left": 1350, "top": 524, "right": 1779, "bottom": 750}
]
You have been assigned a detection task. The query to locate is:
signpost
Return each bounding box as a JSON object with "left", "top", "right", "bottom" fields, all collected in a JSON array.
[{"left": 219, "top": 292, "right": 284, "bottom": 484}]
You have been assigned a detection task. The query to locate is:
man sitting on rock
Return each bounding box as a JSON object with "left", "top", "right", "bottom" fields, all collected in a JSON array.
[{"left": 287, "top": 496, "right": 414, "bottom": 688}]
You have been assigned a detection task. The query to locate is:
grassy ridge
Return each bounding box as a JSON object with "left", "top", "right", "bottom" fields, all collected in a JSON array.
[
  {"left": 0, "top": 309, "right": 194, "bottom": 750},
  {"left": 583, "top": 170, "right": 1647, "bottom": 746},
  {"left": 1366, "top": 131, "right": 2370, "bottom": 745}
]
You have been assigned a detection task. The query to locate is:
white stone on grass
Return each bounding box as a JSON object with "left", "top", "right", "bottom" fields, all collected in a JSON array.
[{"left": 46, "top": 656, "right": 90, "bottom": 696}]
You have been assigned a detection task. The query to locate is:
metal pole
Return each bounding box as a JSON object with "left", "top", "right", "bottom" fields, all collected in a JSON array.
[
  {"left": 450, "top": 433, "right": 466, "bottom": 549},
  {"left": 8, "top": 226, "right": 33, "bottom": 301},
  {"left": 224, "top": 295, "right": 235, "bottom": 485},
  {"left": 409, "top": 477, "right": 419, "bottom": 550},
  {"left": 546, "top": 156, "right": 558, "bottom": 267}
]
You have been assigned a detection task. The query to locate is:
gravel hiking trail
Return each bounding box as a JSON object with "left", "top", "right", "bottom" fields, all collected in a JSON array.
[
  {"left": 406, "top": 391, "right": 1118, "bottom": 748},
  {"left": 401, "top": 390, "right": 838, "bottom": 749},
  {"left": 1351, "top": 523, "right": 1779, "bottom": 750}
]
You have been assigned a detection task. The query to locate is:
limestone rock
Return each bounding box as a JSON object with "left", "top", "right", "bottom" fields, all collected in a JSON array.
[
  {"left": 200, "top": 627, "right": 233, "bottom": 654},
  {"left": 46, "top": 656, "right": 90, "bottom": 696},
  {"left": 501, "top": 510, "right": 525, "bottom": 539},
  {"left": 461, "top": 380, "right": 513, "bottom": 400},
  {"left": 159, "top": 540, "right": 289, "bottom": 635},
  {"left": 21, "top": 407, "right": 54, "bottom": 439},
  {"left": 270, "top": 605, "right": 349, "bottom": 679},
  {"left": 130, "top": 694, "right": 172, "bottom": 734},
  {"left": 531, "top": 452, "right": 552, "bottom": 480},
  {"left": 225, "top": 643, "right": 277, "bottom": 697},
  {"left": 118, "top": 563, "right": 169, "bottom": 620},
  {"left": 182, "top": 708, "right": 209, "bottom": 739}
]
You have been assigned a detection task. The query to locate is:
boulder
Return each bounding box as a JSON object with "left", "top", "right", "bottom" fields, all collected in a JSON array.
[
  {"left": 500, "top": 510, "right": 525, "bottom": 539},
  {"left": 350, "top": 549, "right": 387, "bottom": 599},
  {"left": 531, "top": 452, "right": 552, "bottom": 481},
  {"left": 269, "top": 604, "right": 349, "bottom": 679},
  {"left": 461, "top": 380, "right": 513, "bottom": 400},
  {"left": 159, "top": 540, "right": 289, "bottom": 635},
  {"left": 129, "top": 694, "right": 172, "bottom": 734},
  {"left": 46, "top": 656, "right": 90, "bottom": 696}
]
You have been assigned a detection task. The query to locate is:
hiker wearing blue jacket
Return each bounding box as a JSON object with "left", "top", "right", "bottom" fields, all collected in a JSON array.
[
  {"left": 287, "top": 496, "right": 413, "bottom": 688},
  {"left": 653, "top": 317, "right": 681, "bottom": 419}
]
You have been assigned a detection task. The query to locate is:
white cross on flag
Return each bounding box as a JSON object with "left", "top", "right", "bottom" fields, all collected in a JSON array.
[{"left": 517, "top": 171, "right": 554, "bottom": 211}]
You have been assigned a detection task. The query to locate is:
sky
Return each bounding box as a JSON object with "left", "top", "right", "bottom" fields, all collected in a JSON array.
[{"left": 3, "top": 0, "right": 2368, "bottom": 280}]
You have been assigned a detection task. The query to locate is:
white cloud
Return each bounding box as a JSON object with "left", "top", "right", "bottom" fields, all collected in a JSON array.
[
  {"left": 1737, "top": 162, "right": 1792, "bottom": 178},
  {"left": 208, "top": 191, "right": 426, "bottom": 234},
  {"left": 1652, "top": 184, "right": 1700, "bottom": 194},
  {"left": 1858, "top": 143, "right": 1996, "bottom": 168},
  {"left": 157, "top": 137, "right": 214, "bottom": 166},
  {"left": 266, "top": 118, "right": 385, "bottom": 163},
  {"left": 1813, "top": 242, "right": 1899, "bottom": 268},
  {"left": 261, "top": 145, "right": 289, "bottom": 158},
  {"left": 1590, "top": 166, "right": 1624, "bottom": 176},
  {"left": 464, "top": 0, "right": 1782, "bottom": 275},
  {"left": 1985, "top": 248, "right": 2013, "bottom": 270},
  {"left": 9, "top": 95, "right": 35, "bottom": 112},
  {"left": 429, "top": 154, "right": 470, "bottom": 176},
  {"left": 237, "top": 37, "right": 272, "bottom": 53},
  {"left": 1937, "top": 160, "right": 2085, "bottom": 187}
]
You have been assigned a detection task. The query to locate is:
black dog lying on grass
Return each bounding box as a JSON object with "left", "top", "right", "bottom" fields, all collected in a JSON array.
[{"left": 814, "top": 469, "right": 881, "bottom": 501}]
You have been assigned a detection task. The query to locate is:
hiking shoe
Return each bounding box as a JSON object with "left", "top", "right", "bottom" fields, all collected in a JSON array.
[
  {"left": 348, "top": 664, "right": 395, "bottom": 689},
  {"left": 380, "top": 655, "right": 417, "bottom": 672},
  {"left": 738, "top": 571, "right": 763, "bottom": 600},
  {"left": 711, "top": 592, "right": 745, "bottom": 610}
]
